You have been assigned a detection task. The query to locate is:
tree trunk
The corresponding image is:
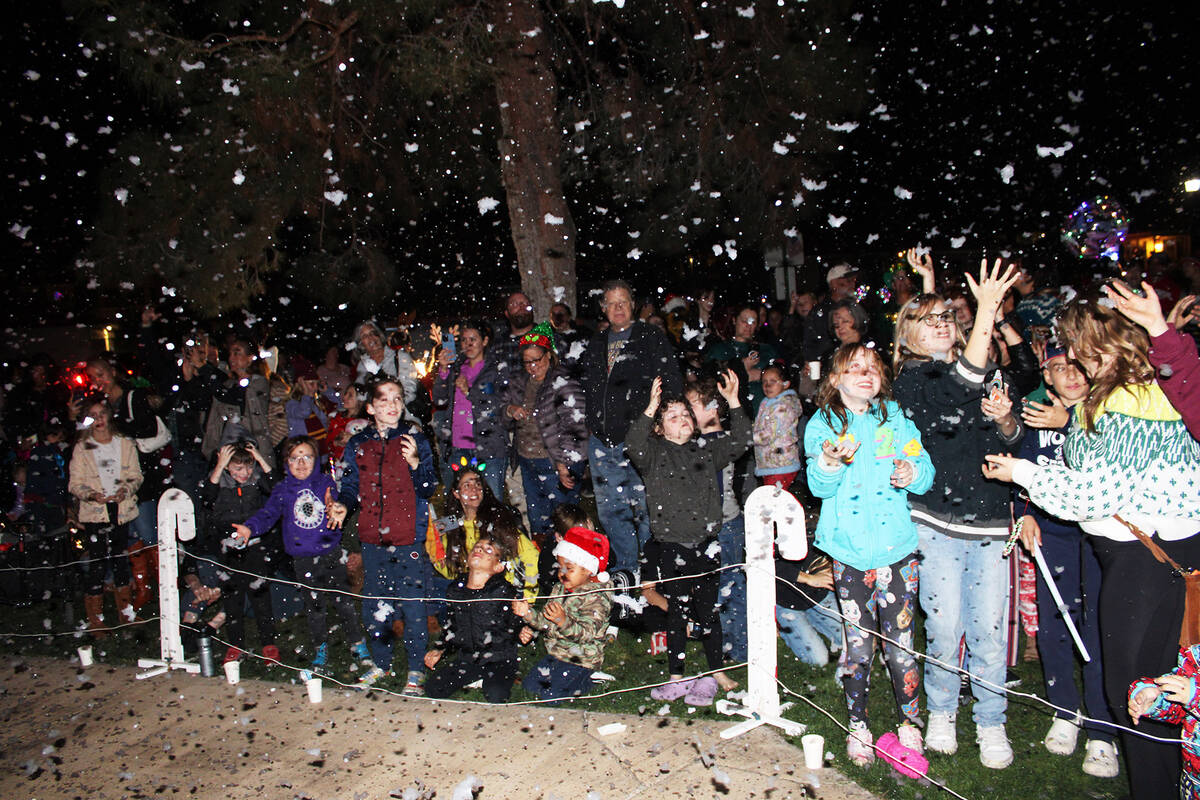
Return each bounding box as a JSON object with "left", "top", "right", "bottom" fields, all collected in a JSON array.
[{"left": 490, "top": 0, "right": 576, "bottom": 321}]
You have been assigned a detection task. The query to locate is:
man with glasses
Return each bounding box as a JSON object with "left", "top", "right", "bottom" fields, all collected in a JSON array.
[{"left": 581, "top": 280, "right": 683, "bottom": 573}]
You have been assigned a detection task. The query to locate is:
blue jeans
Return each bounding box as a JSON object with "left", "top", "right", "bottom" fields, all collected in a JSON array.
[
  {"left": 519, "top": 456, "right": 580, "bottom": 537},
  {"left": 716, "top": 516, "right": 747, "bottom": 661},
  {"left": 360, "top": 542, "right": 429, "bottom": 674},
  {"left": 521, "top": 654, "right": 594, "bottom": 702},
  {"left": 587, "top": 436, "right": 650, "bottom": 573},
  {"left": 917, "top": 525, "right": 1010, "bottom": 727},
  {"left": 777, "top": 594, "right": 843, "bottom": 666},
  {"left": 448, "top": 447, "right": 506, "bottom": 500},
  {"left": 129, "top": 499, "right": 159, "bottom": 545}
]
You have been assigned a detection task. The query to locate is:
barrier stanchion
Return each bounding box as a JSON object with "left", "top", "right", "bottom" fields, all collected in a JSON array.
[
  {"left": 137, "top": 489, "right": 200, "bottom": 679},
  {"left": 717, "top": 485, "right": 808, "bottom": 739}
]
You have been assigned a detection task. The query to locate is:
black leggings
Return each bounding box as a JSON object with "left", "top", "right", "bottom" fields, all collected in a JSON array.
[
  {"left": 1093, "top": 535, "right": 1200, "bottom": 800},
  {"left": 653, "top": 540, "right": 724, "bottom": 673},
  {"left": 80, "top": 505, "right": 131, "bottom": 595},
  {"left": 220, "top": 545, "right": 277, "bottom": 649},
  {"left": 292, "top": 550, "right": 362, "bottom": 649}
]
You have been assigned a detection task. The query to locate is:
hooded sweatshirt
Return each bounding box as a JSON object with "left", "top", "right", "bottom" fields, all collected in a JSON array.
[
  {"left": 243, "top": 470, "right": 341, "bottom": 558},
  {"left": 804, "top": 400, "right": 935, "bottom": 570}
]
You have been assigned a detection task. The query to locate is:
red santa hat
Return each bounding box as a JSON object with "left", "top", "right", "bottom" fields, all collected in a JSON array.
[{"left": 553, "top": 527, "right": 610, "bottom": 582}]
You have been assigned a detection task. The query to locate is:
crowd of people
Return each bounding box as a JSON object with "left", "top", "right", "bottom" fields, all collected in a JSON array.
[{"left": 3, "top": 251, "right": 1200, "bottom": 800}]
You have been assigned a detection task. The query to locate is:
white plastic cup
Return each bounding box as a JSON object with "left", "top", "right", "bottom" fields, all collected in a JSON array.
[
  {"left": 77, "top": 645, "right": 93, "bottom": 667},
  {"left": 223, "top": 660, "right": 240, "bottom": 684},
  {"left": 801, "top": 733, "right": 825, "bottom": 769},
  {"left": 306, "top": 677, "right": 323, "bottom": 704},
  {"left": 807, "top": 361, "right": 821, "bottom": 381}
]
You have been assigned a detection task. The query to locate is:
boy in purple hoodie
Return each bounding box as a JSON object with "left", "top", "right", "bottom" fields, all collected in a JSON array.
[{"left": 233, "top": 435, "right": 369, "bottom": 677}]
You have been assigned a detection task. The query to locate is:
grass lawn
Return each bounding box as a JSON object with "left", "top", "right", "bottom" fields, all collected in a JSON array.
[{"left": 1, "top": 591, "right": 1130, "bottom": 800}]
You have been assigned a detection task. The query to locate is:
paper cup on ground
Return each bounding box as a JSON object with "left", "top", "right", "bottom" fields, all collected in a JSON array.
[
  {"left": 801, "top": 733, "right": 825, "bottom": 769},
  {"left": 306, "top": 677, "right": 323, "bottom": 703},
  {"left": 223, "top": 660, "right": 240, "bottom": 684},
  {"left": 77, "top": 645, "right": 93, "bottom": 667}
]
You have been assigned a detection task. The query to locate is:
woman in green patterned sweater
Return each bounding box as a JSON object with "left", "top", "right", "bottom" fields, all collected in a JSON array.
[{"left": 983, "top": 294, "right": 1200, "bottom": 800}]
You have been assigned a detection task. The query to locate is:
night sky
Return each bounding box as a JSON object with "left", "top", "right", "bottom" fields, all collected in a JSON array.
[{"left": 2, "top": 1, "right": 1197, "bottom": 329}]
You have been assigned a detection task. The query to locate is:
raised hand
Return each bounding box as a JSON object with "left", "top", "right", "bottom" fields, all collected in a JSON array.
[
  {"left": 643, "top": 376, "right": 663, "bottom": 417},
  {"left": 1103, "top": 280, "right": 1169, "bottom": 338},
  {"left": 905, "top": 247, "right": 936, "bottom": 293},
  {"left": 715, "top": 369, "right": 741, "bottom": 408},
  {"left": 965, "top": 258, "right": 1020, "bottom": 316},
  {"left": 1168, "top": 295, "right": 1200, "bottom": 330}
]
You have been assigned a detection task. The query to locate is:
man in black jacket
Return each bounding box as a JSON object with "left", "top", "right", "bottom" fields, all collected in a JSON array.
[{"left": 580, "top": 280, "right": 683, "bottom": 573}]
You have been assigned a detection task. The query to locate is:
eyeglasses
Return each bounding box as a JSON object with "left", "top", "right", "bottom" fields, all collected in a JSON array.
[
  {"left": 522, "top": 354, "right": 547, "bottom": 366},
  {"left": 918, "top": 311, "right": 955, "bottom": 327},
  {"left": 287, "top": 454, "right": 314, "bottom": 464}
]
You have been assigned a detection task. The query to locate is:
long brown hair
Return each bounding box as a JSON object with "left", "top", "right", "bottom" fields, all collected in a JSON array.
[
  {"left": 816, "top": 344, "right": 893, "bottom": 436},
  {"left": 892, "top": 293, "right": 966, "bottom": 370},
  {"left": 1054, "top": 295, "right": 1153, "bottom": 432},
  {"left": 443, "top": 468, "right": 525, "bottom": 577}
]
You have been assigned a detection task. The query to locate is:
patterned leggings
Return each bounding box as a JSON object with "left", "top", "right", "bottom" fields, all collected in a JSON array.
[{"left": 834, "top": 554, "right": 921, "bottom": 729}]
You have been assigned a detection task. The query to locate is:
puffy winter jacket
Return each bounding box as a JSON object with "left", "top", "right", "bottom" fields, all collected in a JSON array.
[
  {"left": 503, "top": 363, "right": 588, "bottom": 473},
  {"left": 338, "top": 424, "right": 437, "bottom": 547},
  {"left": 436, "top": 571, "right": 521, "bottom": 664}
]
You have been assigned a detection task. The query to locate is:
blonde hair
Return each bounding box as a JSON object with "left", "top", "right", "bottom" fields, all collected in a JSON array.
[
  {"left": 1054, "top": 296, "right": 1153, "bottom": 432},
  {"left": 816, "top": 344, "right": 893, "bottom": 436},
  {"left": 892, "top": 293, "right": 966, "bottom": 370}
]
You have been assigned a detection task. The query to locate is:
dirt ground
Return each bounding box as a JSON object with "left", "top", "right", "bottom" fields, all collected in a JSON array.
[{"left": 0, "top": 656, "right": 882, "bottom": 800}]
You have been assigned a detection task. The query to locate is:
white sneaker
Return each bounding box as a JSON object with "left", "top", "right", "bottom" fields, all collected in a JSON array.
[
  {"left": 846, "top": 721, "right": 875, "bottom": 766},
  {"left": 976, "top": 724, "right": 1013, "bottom": 769},
  {"left": 926, "top": 712, "right": 958, "bottom": 754},
  {"left": 897, "top": 722, "right": 924, "bottom": 754},
  {"left": 1043, "top": 715, "right": 1080, "bottom": 755},
  {"left": 1082, "top": 740, "right": 1120, "bottom": 778}
]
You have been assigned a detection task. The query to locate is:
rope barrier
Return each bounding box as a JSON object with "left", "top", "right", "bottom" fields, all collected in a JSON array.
[{"left": 0, "top": 543, "right": 1187, "bottom": 748}]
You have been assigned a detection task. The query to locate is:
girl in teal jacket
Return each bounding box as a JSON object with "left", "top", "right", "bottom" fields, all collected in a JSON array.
[{"left": 803, "top": 344, "right": 935, "bottom": 766}]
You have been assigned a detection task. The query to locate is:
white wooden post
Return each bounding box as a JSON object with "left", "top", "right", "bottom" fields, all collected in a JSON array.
[
  {"left": 718, "top": 485, "right": 808, "bottom": 739},
  {"left": 137, "top": 489, "right": 201, "bottom": 678}
]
